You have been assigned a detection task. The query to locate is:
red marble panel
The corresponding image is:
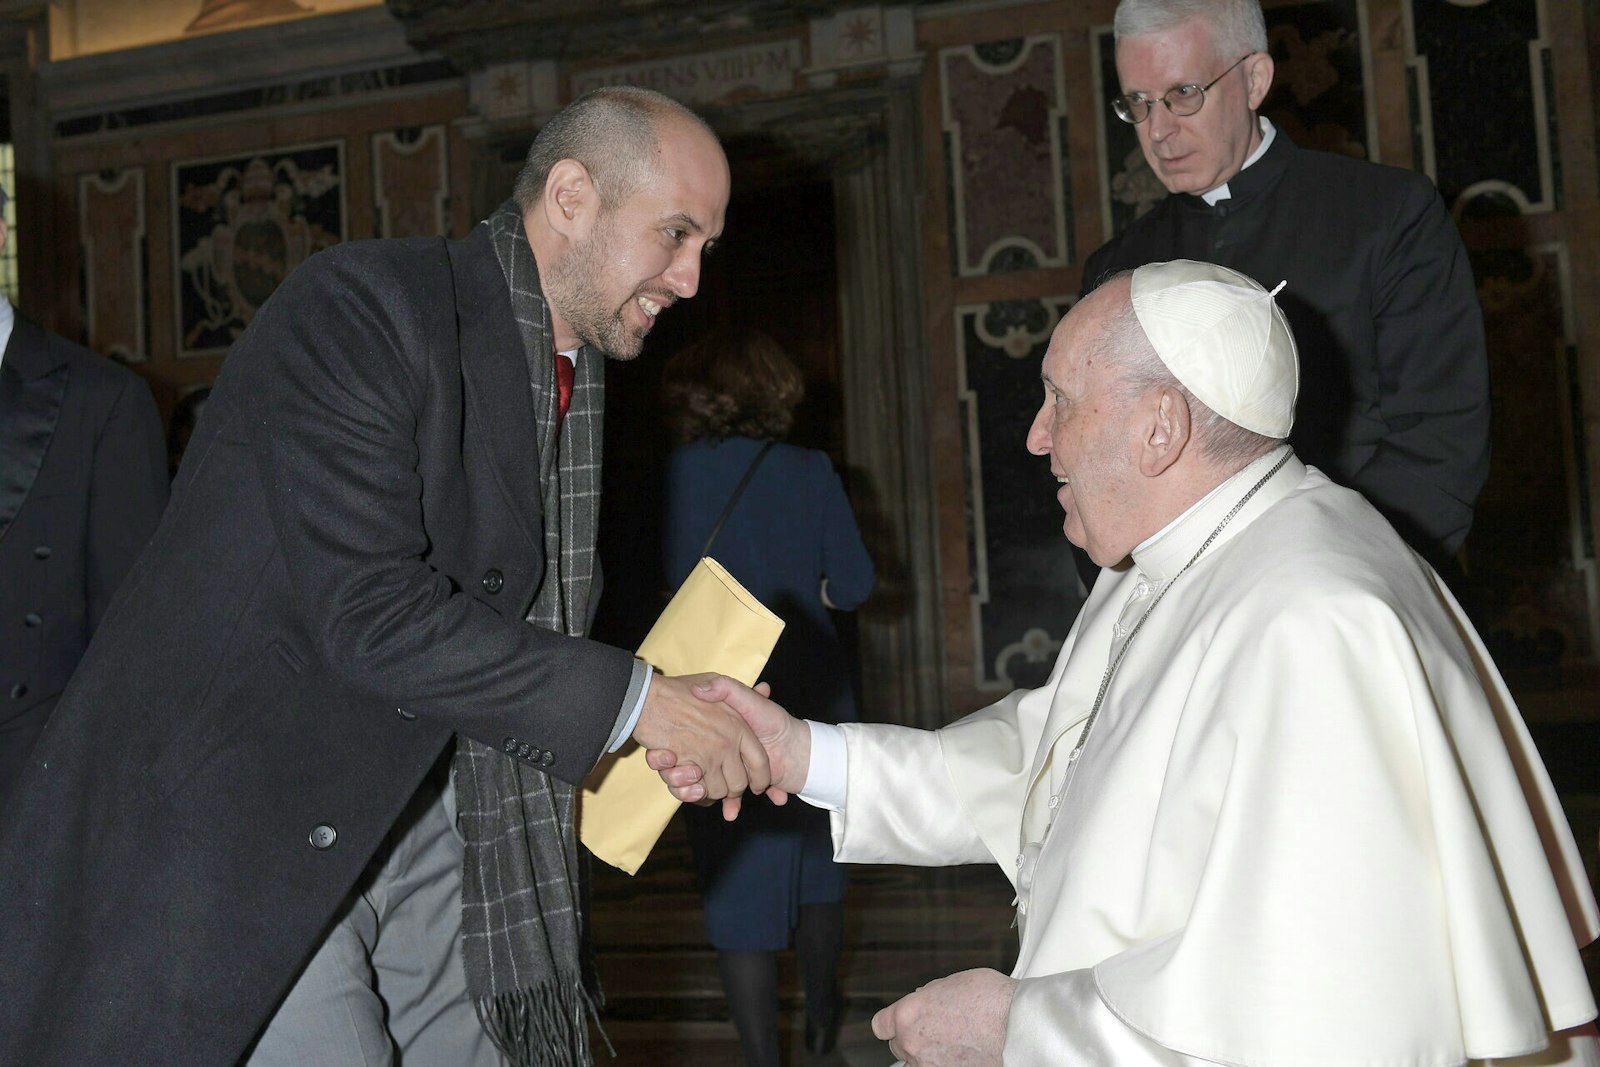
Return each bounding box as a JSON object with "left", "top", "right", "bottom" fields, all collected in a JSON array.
[
  {"left": 941, "top": 36, "right": 1070, "bottom": 276},
  {"left": 373, "top": 125, "right": 449, "bottom": 239},
  {"left": 1470, "top": 243, "right": 1597, "bottom": 676}
]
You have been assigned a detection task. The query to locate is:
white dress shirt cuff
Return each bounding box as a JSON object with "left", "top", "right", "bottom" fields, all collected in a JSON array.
[{"left": 799, "top": 719, "right": 847, "bottom": 811}]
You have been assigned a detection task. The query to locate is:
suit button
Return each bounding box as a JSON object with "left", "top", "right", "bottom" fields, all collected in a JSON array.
[
  {"left": 9, "top": 684, "right": 27, "bottom": 700},
  {"left": 540, "top": 751, "right": 555, "bottom": 767},
  {"left": 308, "top": 824, "right": 338, "bottom": 850},
  {"left": 33, "top": 546, "right": 51, "bottom": 560},
  {"left": 481, "top": 569, "right": 504, "bottom": 594},
  {"left": 502, "top": 736, "right": 520, "bottom": 754},
  {"left": 396, "top": 707, "right": 417, "bottom": 721},
  {"left": 24, "top": 613, "right": 41, "bottom": 627}
]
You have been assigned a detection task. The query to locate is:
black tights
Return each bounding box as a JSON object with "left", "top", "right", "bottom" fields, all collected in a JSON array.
[{"left": 718, "top": 901, "right": 844, "bottom": 1067}]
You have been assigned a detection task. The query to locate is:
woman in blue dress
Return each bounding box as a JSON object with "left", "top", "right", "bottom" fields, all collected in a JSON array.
[{"left": 660, "top": 327, "right": 875, "bottom": 1065}]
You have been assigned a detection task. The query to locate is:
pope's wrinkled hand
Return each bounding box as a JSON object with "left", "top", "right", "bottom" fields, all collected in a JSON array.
[
  {"left": 872, "top": 968, "right": 1015, "bottom": 1066},
  {"left": 690, "top": 676, "right": 809, "bottom": 806},
  {"left": 631, "top": 672, "right": 769, "bottom": 820}
]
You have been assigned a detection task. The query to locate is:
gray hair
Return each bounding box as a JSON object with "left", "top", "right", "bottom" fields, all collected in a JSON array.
[
  {"left": 1094, "top": 277, "right": 1281, "bottom": 469},
  {"left": 512, "top": 86, "right": 716, "bottom": 213},
  {"left": 1114, "top": 0, "right": 1269, "bottom": 57}
]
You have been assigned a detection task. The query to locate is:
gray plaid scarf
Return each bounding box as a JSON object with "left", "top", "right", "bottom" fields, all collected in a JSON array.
[{"left": 453, "top": 200, "right": 607, "bottom": 1065}]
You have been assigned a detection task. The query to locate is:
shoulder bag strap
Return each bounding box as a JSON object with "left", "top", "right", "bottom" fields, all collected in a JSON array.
[{"left": 699, "top": 440, "right": 775, "bottom": 559}]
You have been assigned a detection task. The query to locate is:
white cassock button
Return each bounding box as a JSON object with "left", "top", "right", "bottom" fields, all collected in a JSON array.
[{"left": 1016, "top": 842, "right": 1042, "bottom": 914}]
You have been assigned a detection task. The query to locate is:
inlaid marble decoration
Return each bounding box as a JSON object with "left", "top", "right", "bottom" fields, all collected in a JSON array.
[
  {"left": 958, "top": 297, "right": 1081, "bottom": 691},
  {"left": 173, "top": 141, "right": 344, "bottom": 357},
  {"left": 373, "top": 125, "right": 449, "bottom": 238},
  {"left": 78, "top": 168, "right": 147, "bottom": 364},
  {"left": 1094, "top": 0, "right": 1369, "bottom": 238},
  {"left": 1406, "top": 0, "right": 1555, "bottom": 213},
  {"left": 941, "top": 36, "right": 1071, "bottom": 276},
  {"left": 1470, "top": 243, "right": 1597, "bottom": 675}
]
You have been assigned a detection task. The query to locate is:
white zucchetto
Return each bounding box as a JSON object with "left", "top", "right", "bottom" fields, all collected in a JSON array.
[{"left": 1129, "top": 260, "right": 1300, "bottom": 438}]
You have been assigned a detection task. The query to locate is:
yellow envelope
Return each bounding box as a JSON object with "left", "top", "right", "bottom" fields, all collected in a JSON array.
[{"left": 579, "top": 557, "right": 783, "bottom": 874}]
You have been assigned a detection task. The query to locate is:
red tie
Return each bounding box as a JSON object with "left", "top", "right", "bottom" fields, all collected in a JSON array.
[{"left": 555, "top": 354, "right": 575, "bottom": 428}]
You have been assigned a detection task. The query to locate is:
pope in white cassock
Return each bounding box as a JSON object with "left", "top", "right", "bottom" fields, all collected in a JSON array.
[{"left": 669, "top": 261, "right": 1600, "bottom": 1066}]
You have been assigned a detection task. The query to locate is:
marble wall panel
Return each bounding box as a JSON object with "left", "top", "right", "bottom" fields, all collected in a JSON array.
[
  {"left": 171, "top": 140, "right": 345, "bottom": 357},
  {"left": 957, "top": 296, "right": 1081, "bottom": 691},
  {"left": 941, "top": 36, "right": 1072, "bottom": 276},
  {"left": 1471, "top": 243, "right": 1598, "bottom": 674},
  {"left": 78, "top": 168, "right": 147, "bottom": 364},
  {"left": 1408, "top": 0, "right": 1556, "bottom": 212},
  {"left": 372, "top": 125, "right": 449, "bottom": 238}
]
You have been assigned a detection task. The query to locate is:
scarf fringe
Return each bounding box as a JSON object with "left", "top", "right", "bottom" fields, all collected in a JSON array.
[{"left": 475, "top": 977, "right": 611, "bottom": 1066}]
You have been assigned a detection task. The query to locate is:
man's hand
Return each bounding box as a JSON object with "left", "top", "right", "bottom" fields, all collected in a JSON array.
[
  {"left": 872, "top": 968, "right": 1015, "bottom": 1066},
  {"left": 631, "top": 673, "right": 769, "bottom": 820}
]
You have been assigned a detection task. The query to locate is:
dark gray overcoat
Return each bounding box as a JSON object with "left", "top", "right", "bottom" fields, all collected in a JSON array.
[{"left": 0, "top": 223, "right": 635, "bottom": 1063}]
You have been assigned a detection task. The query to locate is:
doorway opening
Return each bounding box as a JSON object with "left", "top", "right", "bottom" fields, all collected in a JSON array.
[{"left": 590, "top": 169, "right": 842, "bottom": 650}]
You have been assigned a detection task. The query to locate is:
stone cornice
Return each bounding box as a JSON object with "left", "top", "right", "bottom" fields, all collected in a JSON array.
[{"left": 385, "top": 0, "right": 861, "bottom": 68}]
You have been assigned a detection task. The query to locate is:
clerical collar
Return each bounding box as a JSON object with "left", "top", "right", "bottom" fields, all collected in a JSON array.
[
  {"left": 1132, "top": 443, "right": 1299, "bottom": 583},
  {"left": 1199, "top": 116, "right": 1277, "bottom": 206}
]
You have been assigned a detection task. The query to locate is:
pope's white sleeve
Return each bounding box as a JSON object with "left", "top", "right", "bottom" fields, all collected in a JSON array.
[{"left": 826, "top": 721, "right": 992, "bottom": 867}]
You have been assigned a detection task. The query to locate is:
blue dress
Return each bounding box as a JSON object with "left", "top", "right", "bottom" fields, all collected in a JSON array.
[{"left": 663, "top": 436, "right": 875, "bottom": 950}]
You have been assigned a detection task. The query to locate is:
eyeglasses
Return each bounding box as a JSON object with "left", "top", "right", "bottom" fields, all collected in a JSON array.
[{"left": 1112, "top": 53, "right": 1254, "bottom": 125}]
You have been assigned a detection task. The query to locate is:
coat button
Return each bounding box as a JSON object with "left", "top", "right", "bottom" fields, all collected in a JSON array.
[
  {"left": 481, "top": 569, "right": 504, "bottom": 594},
  {"left": 24, "top": 613, "right": 42, "bottom": 627},
  {"left": 309, "top": 824, "right": 338, "bottom": 850},
  {"left": 502, "top": 736, "right": 520, "bottom": 754},
  {"left": 33, "top": 545, "right": 51, "bottom": 560},
  {"left": 396, "top": 707, "right": 417, "bottom": 721},
  {"left": 540, "top": 751, "right": 555, "bottom": 767},
  {"left": 9, "top": 684, "right": 27, "bottom": 700}
]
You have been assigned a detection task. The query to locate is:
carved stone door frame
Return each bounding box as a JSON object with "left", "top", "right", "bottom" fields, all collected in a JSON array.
[{"left": 695, "top": 80, "right": 949, "bottom": 728}]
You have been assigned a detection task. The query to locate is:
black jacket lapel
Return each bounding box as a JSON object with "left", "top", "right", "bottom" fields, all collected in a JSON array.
[
  {"left": 447, "top": 224, "right": 543, "bottom": 551},
  {"left": 0, "top": 316, "right": 70, "bottom": 543}
]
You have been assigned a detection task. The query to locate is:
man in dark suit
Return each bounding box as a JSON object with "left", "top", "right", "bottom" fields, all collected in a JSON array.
[
  {"left": 1082, "top": 0, "right": 1489, "bottom": 578},
  {"left": 0, "top": 87, "right": 766, "bottom": 1066},
  {"left": 0, "top": 189, "right": 168, "bottom": 816}
]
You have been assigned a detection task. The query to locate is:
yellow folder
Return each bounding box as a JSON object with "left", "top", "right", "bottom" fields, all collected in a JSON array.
[{"left": 578, "top": 557, "right": 784, "bottom": 874}]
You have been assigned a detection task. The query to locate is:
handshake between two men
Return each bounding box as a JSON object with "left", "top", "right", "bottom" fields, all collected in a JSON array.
[{"left": 629, "top": 672, "right": 807, "bottom": 819}]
